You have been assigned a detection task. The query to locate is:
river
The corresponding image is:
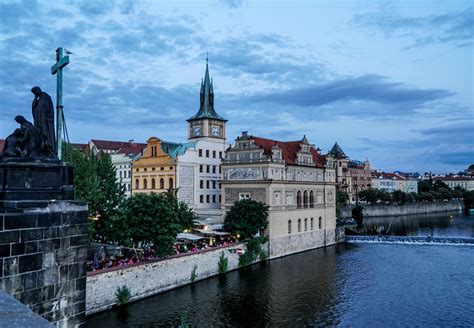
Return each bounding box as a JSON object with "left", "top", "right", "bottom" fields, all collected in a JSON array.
[{"left": 86, "top": 212, "right": 474, "bottom": 327}]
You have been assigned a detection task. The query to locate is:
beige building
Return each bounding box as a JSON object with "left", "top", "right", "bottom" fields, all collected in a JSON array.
[
  {"left": 131, "top": 137, "right": 176, "bottom": 194},
  {"left": 221, "top": 132, "right": 338, "bottom": 258},
  {"left": 433, "top": 176, "right": 474, "bottom": 191}
]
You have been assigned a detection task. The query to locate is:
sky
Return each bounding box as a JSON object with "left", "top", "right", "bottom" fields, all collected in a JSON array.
[{"left": 0, "top": 0, "right": 473, "bottom": 173}]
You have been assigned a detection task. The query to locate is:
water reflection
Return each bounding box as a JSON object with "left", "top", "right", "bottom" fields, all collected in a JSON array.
[{"left": 357, "top": 211, "right": 473, "bottom": 237}]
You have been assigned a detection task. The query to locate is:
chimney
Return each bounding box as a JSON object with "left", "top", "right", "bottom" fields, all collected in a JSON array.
[{"left": 128, "top": 139, "right": 134, "bottom": 144}]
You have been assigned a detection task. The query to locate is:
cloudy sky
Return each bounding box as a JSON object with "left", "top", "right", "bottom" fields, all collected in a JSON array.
[{"left": 0, "top": 0, "right": 472, "bottom": 173}]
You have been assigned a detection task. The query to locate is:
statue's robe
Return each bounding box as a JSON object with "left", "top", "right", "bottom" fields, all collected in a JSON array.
[{"left": 32, "top": 92, "right": 56, "bottom": 156}]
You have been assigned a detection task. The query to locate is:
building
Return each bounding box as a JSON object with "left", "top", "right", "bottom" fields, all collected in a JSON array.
[
  {"left": 347, "top": 159, "right": 372, "bottom": 202},
  {"left": 87, "top": 139, "right": 146, "bottom": 196},
  {"left": 433, "top": 176, "right": 474, "bottom": 191},
  {"left": 326, "top": 142, "right": 372, "bottom": 203},
  {"left": 221, "top": 132, "right": 337, "bottom": 258},
  {"left": 371, "top": 172, "right": 414, "bottom": 193}
]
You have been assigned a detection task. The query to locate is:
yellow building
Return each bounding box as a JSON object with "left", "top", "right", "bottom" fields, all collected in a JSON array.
[{"left": 131, "top": 137, "right": 176, "bottom": 194}]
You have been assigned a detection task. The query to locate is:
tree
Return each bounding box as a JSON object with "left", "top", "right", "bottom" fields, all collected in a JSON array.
[
  {"left": 358, "top": 188, "right": 379, "bottom": 205},
  {"left": 223, "top": 199, "right": 269, "bottom": 240},
  {"left": 433, "top": 180, "right": 450, "bottom": 191},
  {"left": 392, "top": 190, "right": 406, "bottom": 204},
  {"left": 163, "top": 190, "right": 196, "bottom": 230},
  {"left": 418, "top": 180, "right": 432, "bottom": 193},
  {"left": 111, "top": 193, "right": 183, "bottom": 256}
]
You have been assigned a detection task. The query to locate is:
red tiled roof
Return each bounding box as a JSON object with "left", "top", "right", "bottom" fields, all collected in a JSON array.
[
  {"left": 91, "top": 139, "right": 146, "bottom": 153},
  {"left": 0, "top": 139, "right": 4, "bottom": 155},
  {"left": 372, "top": 172, "right": 406, "bottom": 180},
  {"left": 251, "top": 136, "right": 325, "bottom": 167},
  {"left": 118, "top": 143, "right": 147, "bottom": 156}
]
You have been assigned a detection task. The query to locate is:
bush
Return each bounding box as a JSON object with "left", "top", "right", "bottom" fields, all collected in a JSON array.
[
  {"left": 217, "top": 252, "right": 229, "bottom": 274},
  {"left": 238, "top": 236, "right": 268, "bottom": 267},
  {"left": 116, "top": 285, "right": 131, "bottom": 305},
  {"left": 190, "top": 265, "right": 197, "bottom": 283}
]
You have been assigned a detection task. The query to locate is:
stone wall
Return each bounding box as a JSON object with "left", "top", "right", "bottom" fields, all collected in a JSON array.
[
  {"left": 339, "top": 200, "right": 463, "bottom": 219},
  {"left": 86, "top": 244, "right": 244, "bottom": 315},
  {"left": 268, "top": 228, "right": 340, "bottom": 259},
  {"left": 178, "top": 164, "right": 194, "bottom": 206},
  {"left": 0, "top": 201, "right": 88, "bottom": 327}
]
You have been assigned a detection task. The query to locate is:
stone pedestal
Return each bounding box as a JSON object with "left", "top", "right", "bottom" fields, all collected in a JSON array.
[{"left": 0, "top": 160, "right": 88, "bottom": 328}]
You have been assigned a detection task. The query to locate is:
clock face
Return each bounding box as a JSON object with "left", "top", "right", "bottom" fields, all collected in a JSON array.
[
  {"left": 211, "top": 126, "right": 221, "bottom": 137},
  {"left": 193, "top": 126, "right": 201, "bottom": 136}
]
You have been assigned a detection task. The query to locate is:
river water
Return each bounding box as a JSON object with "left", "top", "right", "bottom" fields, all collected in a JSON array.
[{"left": 86, "top": 212, "right": 474, "bottom": 327}]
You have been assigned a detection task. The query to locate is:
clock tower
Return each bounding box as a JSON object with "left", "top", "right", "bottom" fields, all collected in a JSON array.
[{"left": 187, "top": 59, "right": 227, "bottom": 140}]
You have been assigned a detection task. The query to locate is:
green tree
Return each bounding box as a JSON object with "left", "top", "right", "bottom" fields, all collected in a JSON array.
[
  {"left": 418, "top": 180, "right": 432, "bottom": 193},
  {"left": 224, "top": 199, "right": 269, "bottom": 240},
  {"left": 433, "top": 180, "right": 450, "bottom": 191},
  {"left": 163, "top": 190, "right": 196, "bottom": 230},
  {"left": 358, "top": 188, "right": 379, "bottom": 204},
  {"left": 462, "top": 190, "right": 474, "bottom": 215},
  {"left": 111, "top": 193, "right": 183, "bottom": 256},
  {"left": 392, "top": 190, "right": 406, "bottom": 204}
]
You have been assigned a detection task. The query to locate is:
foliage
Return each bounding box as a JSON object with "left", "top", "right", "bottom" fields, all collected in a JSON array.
[
  {"left": 217, "top": 252, "right": 229, "bottom": 274},
  {"left": 358, "top": 188, "right": 380, "bottom": 205},
  {"left": 164, "top": 190, "right": 196, "bottom": 230},
  {"left": 115, "top": 285, "right": 131, "bottom": 305},
  {"left": 418, "top": 180, "right": 432, "bottom": 193},
  {"left": 238, "top": 236, "right": 268, "bottom": 267},
  {"left": 223, "top": 199, "right": 269, "bottom": 239},
  {"left": 190, "top": 265, "right": 197, "bottom": 283},
  {"left": 336, "top": 191, "right": 349, "bottom": 217},
  {"left": 110, "top": 193, "right": 183, "bottom": 256},
  {"left": 463, "top": 190, "right": 474, "bottom": 214}
]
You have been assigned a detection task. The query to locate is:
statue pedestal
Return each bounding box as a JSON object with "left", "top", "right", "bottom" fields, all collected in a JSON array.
[
  {"left": 0, "top": 160, "right": 74, "bottom": 209},
  {"left": 0, "top": 160, "right": 87, "bottom": 327}
]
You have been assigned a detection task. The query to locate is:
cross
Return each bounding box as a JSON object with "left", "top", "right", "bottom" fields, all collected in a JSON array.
[{"left": 51, "top": 47, "right": 69, "bottom": 159}]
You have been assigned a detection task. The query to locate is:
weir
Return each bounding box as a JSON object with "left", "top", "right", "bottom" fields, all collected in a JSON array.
[{"left": 346, "top": 235, "right": 474, "bottom": 246}]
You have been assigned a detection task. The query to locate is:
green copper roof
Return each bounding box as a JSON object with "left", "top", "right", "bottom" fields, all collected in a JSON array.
[
  {"left": 328, "top": 142, "right": 348, "bottom": 158},
  {"left": 187, "top": 60, "right": 227, "bottom": 122},
  {"left": 161, "top": 141, "right": 197, "bottom": 158}
]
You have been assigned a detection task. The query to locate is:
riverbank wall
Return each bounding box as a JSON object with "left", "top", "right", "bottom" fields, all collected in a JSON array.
[
  {"left": 86, "top": 244, "right": 245, "bottom": 315},
  {"left": 339, "top": 200, "right": 463, "bottom": 219}
]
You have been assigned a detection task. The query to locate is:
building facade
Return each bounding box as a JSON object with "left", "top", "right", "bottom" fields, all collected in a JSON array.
[
  {"left": 221, "top": 132, "right": 337, "bottom": 258},
  {"left": 433, "top": 176, "right": 474, "bottom": 191}
]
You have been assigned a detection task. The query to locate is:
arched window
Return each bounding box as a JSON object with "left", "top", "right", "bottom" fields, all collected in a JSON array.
[
  {"left": 303, "top": 190, "right": 308, "bottom": 208},
  {"left": 151, "top": 178, "right": 156, "bottom": 189},
  {"left": 309, "top": 190, "right": 314, "bottom": 208},
  {"left": 304, "top": 218, "right": 307, "bottom": 231},
  {"left": 297, "top": 190, "right": 302, "bottom": 208},
  {"left": 297, "top": 219, "right": 301, "bottom": 233},
  {"left": 310, "top": 217, "right": 314, "bottom": 230},
  {"left": 169, "top": 178, "right": 173, "bottom": 189},
  {"left": 318, "top": 216, "right": 322, "bottom": 229},
  {"left": 143, "top": 179, "right": 148, "bottom": 189},
  {"left": 160, "top": 178, "right": 164, "bottom": 189},
  {"left": 135, "top": 179, "right": 139, "bottom": 190},
  {"left": 288, "top": 220, "right": 292, "bottom": 234}
]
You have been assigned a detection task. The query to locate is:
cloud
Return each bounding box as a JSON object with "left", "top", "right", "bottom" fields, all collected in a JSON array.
[
  {"left": 219, "top": 0, "right": 243, "bottom": 9},
  {"left": 246, "top": 74, "right": 454, "bottom": 118},
  {"left": 352, "top": 8, "right": 474, "bottom": 48}
]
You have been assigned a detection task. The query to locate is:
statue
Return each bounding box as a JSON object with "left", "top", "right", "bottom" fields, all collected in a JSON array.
[
  {"left": 31, "top": 86, "right": 56, "bottom": 156},
  {"left": 3, "top": 129, "right": 24, "bottom": 157},
  {"left": 15, "top": 115, "right": 44, "bottom": 157}
]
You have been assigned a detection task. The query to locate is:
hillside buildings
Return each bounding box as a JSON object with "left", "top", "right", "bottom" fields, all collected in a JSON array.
[{"left": 221, "top": 132, "right": 338, "bottom": 258}]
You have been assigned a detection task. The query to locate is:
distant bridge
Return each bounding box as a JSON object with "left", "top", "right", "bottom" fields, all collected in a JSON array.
[{"left": 346, "top": 235, "right": 474, "bottom": 246}]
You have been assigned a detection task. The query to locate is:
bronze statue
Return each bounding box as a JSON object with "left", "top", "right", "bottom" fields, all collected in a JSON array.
[
  {"left": 3, "top": 128, "right": 24, "bottom": 157},
  {"left": 31, "top": 86, "right": 56, "bottom": 156},
  {"left": 15, "top": 115, "right": 43, "bottom": 157}
]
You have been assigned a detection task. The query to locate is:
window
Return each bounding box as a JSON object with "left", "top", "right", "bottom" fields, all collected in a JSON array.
[
  {"left": 160, "top": 167, "right": 164, "bottom": 171},
  {"left": 169, "top": 167, "right": 173, "bottom": 170},
  {"left": 219, "top": 166, "right": 221, "bottom": 174},
  {"left": 219, "top": 195, "right": 221, "bottom": 203},
  {"left": 274, "top": 192, "right": 281, "bottom": 206},
  {"left": 213, "top": 181, "right": 216, "bottom": 189},
  {"left": 206, "top": 150, "right": 210, "bottom": 157},
  {"left": 213, "top": 166, "right": 216, "bottom": 173},
  {"left": 151, "top": 178, "right": 156, "bottom": 189},
  {"left": 286, "top": 193, "right": 293, "bottom": 205},
  {"left": 298, "top": 219, "right": 301, "bottom": 232},
  {"left": 144, "top": 179, "right": 148, "bottom": 189},
  {"left": 239, "top": 193, "right": 251, "bottom": 200},
  {"left": 160, "top": 178, "right": 164, "bottom": 189},
  {"left": 144, "top": 168, "right": 147, "bottom": 172},
  {"left": 219, "top": 151, "right": 223, "bottom": 159},
  {"left": 318, "top": 217, "right": 322, "bottom": 229},
  {"left": 212, "top": 195, "right": 216, "bottom": 203},
  {"left": 310, "top": 217, "right": 314, "bottom": 230},
  {"left": 128, "top": 171, "right": 131, "bottom": 178},
  {"left": 207, "top": 165, "right": 210, "bottom": 173},
  {"left": 303, "top": 190, "right": 308, "bottom": 208},
  {"left": 206, "top": 180, "right": 210, "bottom": 189},
  {"left": 200, "top": 195, "right": 204, "bottom": 203},
  {"left": 127, "top": 184, "right": 130, "bottom": 191},
  {"left": 200, "top": 165, "right": 203, "bottom": 173},
  {"left": 119, "top": 171, "right": 122, "bottom": 178},
  {"left": 310, "top": 191, "right": 314, "bottom": 208},
  {"left": 304, "top": 218, "right": 307, "bottom": 231},
  {"left": 200, "top": 180, "right": 204, "bottom": 188},
  {"left": 297, "top": 190, "right": 302, "bottom": 208},
  {"left": 213, "top": 150, "right": 216, "bottom": 158},
  {"left": 152, "top": 167, "right": 155, "bottom": 171},
  {"left": 169, "top": 178, "right": 173, "bottom": 189},
  {"left": 199, "top": 149, "right": 203, "bottom": 157},
  {"left": 135, "top": 179, "right": 139, "bottom": 189},
  {"left": 288, "top": 220, "right": 292, "bottom": 234},
  {"left": 206, "top": 195, "right": 210, "bottom": 203}
]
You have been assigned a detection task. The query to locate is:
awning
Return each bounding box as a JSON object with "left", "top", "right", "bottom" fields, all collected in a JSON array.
[
  {"left": 176, "top": 233, "right": 205, "bottom": 241},
  {"left": 194, "top": 229, "right": 230, "bottom": 236}
]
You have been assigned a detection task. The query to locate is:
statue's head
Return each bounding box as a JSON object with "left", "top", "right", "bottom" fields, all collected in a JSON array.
[
  {"left": 31, "top": 86, "right": 42, "bottom": 97},
  {"left": 14, "top": 115, "right": 27, "bottom": 125}
]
